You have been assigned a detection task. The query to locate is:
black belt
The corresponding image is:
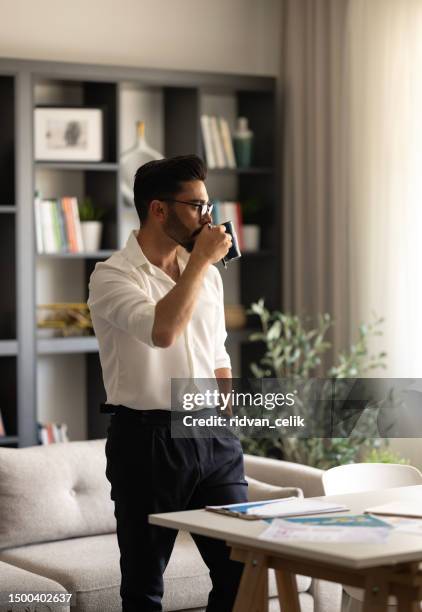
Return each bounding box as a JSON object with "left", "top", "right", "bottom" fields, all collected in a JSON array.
[{"left": 100, "top": 404, "right": 217, "bottom": 423}]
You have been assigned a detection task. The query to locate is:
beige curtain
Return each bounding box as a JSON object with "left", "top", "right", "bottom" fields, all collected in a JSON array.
[
  {"left": 280, "top": 0, "right": 350, "bottom": 358},
  {"left": 345, "top": 0, "right": 422, "bottom": 468},
  {"left": 346, "top": 0, "right": 422, "bottom": 378}
]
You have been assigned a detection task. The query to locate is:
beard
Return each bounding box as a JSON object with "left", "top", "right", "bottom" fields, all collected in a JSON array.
[{"left": 163, "top": 208, "right": 202, "bottom": 253}]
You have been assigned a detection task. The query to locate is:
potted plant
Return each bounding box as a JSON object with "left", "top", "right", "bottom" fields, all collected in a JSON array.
[
  {"left": 241, "top": 300, "right": 402, "bottom": 469},
  {"left": 78, "top": 197, "right": 105, "bottom": 252}
]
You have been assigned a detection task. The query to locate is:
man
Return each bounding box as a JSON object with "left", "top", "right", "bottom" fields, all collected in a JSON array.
[{"left": 88, "top": 155, "right": 248, "bottom": 612}]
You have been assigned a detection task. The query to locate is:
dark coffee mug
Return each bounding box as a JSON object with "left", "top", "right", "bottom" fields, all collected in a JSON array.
[{"left": 221, "top": 220, "right": 241, "bottom": 268}]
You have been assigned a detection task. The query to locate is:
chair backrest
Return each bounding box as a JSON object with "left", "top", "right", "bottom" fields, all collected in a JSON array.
[{"left": 322, "top": 462, "right": 422, "bottom": 495}]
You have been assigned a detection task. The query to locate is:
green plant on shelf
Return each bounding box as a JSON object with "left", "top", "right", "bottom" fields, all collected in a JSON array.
[
  {"left": 78, "top": 197, "right": 105, "bottom": 222},
  {"left": 239, "top": 299, "right": 407, "bottom": 469},
  {"left": 241, "top": 197, "right": 263, "bottom": 225}
]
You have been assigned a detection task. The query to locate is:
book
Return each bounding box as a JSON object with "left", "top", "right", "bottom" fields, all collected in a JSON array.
[
  {"left": 207, "top": 498, "right": 297, "bottom": 520},
  {"left": 50, "top": 199, "right": 63, "bottom": 252},
  {"left": 62, "top": 197, "right": 77, "bottom": 252},
  {"left": 200, "top": 115, "right": 216, "bottom": 169},
  {"left": 34, "top": 194, "right": 44, "bottom": 253},
  {"left": 39, "top": 200, "right": 58, "bottom": 253},
  {"left": 365, "top": 501, "right": 422, "bottom": 519},
  {"left": 54, "top": 200, "right": 68, "bottom": 251},
  {"left": 209, "top": 116, "right": 226, "bottom": 168},
  {"left": 206, "top": 498, "right": 349, "bottom": 520},
  {"left": 70, "top": 197, "right": 84, "bottom": 252},
  {"left": 38, "top": 421, "right": 70, "bottom": 444},
  {"left": 218, "top": 118, "right": 236, "bottom": 168}
]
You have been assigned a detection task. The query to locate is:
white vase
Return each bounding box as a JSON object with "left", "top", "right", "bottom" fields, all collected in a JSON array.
[
  {"left": 81, "top": 221, "right": 103, "bottom": 252},
  {"left": 243, "top": 225, "right": 260, "bottom": 252}
]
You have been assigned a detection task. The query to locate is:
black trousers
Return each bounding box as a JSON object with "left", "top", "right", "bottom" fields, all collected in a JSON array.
[{"left": 105, "top": 408, "right": 248, "bottom": 612}]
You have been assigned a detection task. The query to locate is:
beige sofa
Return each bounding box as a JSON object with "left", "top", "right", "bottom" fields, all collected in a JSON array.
[{"left": 0, "top": 440, "right": 341, "bottom": 612}]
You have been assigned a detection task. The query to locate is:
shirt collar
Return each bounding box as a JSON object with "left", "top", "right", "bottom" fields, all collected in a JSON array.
[
  {"left": 123, "top": 230, "right": 190, "bottom": 276},
  {"left": 123, "top": 230, "right": 152, "bottom": 271}
]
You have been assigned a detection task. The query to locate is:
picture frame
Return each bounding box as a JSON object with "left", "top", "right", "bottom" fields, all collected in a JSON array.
[{"left": 34, "top": 106, "right": 103, "bottom": 162}]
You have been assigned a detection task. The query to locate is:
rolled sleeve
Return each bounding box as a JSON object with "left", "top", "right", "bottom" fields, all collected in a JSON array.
[
  {"left": 214, "top": 272, "right": 232, "bottom": 370},
  {"left": 88, "top": 264, "right": 157, "bottom": 348}
]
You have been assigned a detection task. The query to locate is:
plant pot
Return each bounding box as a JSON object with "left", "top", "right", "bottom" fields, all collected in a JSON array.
[
  {"left": 81, "top": 221, "right": 103, "bottom": 252},
  {"left": 243, "top": 225, "right": 260, "bottom": 252}
]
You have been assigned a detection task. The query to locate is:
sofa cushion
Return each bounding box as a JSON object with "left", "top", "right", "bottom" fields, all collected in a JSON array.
[
  {"left": 0, "top": 560, "right": 69, "bottom": 612},
  {"left": 0, "top": 532, "right": 311, "bottom": 612},
  {"left": 246, "top": 475, "right": 303, "bottom": 502},
  {"left": 0, "top": 439, "right": 115, "bottom": 549}
]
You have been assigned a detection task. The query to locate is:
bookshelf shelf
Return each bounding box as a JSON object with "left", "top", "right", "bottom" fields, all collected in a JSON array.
[
  {"left": 37, "top": 336, "right": 99, "bottom": 355},
  {"left": 35, "top": 162, "right": 119, "bottom": 172},
  {"left": 209, "top": 167, "right": 273, "bottom": 176},
  {"left": 0, "top": 340, "right": 18, "bottom": 356},
  {"left": 0, "top": 436, "right": 19, "bottom": 446},
  {"left": 37, "top": 250, "right": 115, "bottom": 260},
  {"left": 0, "top": 206, "right": 16, "bottom": 213},
  {"left": 242, "top": 250, "right": 273, "bottom": 258}
]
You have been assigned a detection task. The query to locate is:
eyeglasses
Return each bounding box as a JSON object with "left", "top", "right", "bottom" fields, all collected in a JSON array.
[{"left": 164, "top": 198, "right": 214, "bottom": 217}]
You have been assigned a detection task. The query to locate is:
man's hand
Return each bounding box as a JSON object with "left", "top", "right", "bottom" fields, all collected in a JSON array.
[
  {"left": 192, "top": 224, "right": 232, "bottom": 265},
  {"left": 152, "top": 225, "right": 232, "bottom": 348}
]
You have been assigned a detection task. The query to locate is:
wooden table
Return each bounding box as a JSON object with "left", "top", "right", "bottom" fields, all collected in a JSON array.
[{"left": 150, "top": 485, "right": 422, "bottom": 612}]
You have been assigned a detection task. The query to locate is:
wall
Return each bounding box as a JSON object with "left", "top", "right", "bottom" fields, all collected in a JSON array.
[{"left": 0, "top": 0, "right": 281, "bottom": 76}]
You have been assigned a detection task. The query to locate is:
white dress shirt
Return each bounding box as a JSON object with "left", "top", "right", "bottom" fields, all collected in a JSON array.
[{"left": 87, "top": 230, "right": 231, "bottom": 410}]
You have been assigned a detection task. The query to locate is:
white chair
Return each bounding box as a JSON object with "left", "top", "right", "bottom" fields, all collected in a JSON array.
[{"left": 323, "top": 462, "right": 422, "bottom": 612}]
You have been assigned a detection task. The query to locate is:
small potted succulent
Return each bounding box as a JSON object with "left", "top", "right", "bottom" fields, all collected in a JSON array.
[{"left": 79, "top": 197, "right": 105, "bottom": 252}]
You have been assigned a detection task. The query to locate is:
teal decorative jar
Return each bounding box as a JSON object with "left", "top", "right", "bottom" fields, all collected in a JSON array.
[{"left": 233, "top": 117, "right": 253, "bottom": 168}]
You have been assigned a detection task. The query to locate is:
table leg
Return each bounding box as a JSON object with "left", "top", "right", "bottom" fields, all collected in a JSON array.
[
  {"left": 396, "top": 588, "right": 421, "bottom": 612},
  {"left": 233, "top": 551, "right": 267, "bottom": 612},
  {"left": 363, "top": 574, "right": 389, "bottom": 612},
  {"left": 255, "top": 568, "right": 268, "bottom": 612},
  {"left": 275, "top": 569, "right": 300, "bottom": 612}
]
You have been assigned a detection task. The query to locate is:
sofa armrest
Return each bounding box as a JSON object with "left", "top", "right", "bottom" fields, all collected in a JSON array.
[{"left": 243, "top": 454, "right": 324, "bottom": 498}]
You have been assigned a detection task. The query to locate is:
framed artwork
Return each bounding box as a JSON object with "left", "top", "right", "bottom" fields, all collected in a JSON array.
[{"left": 34, "top": 107, "right": 103, "bottom": 162}]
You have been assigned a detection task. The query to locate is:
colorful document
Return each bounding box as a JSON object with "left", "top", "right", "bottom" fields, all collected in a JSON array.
[
  {"left": 285, "top": 514, "right": 390, "bottom": 528},
  {"left": 259, "top": 519, "right": 391, "bottom": 544}
]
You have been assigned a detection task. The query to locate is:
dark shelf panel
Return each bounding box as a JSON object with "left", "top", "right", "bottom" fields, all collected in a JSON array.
[
  {"left": 209, "top": 167, "right": 273, "bottom": 176},
  {"left": 38, "top": 250, "right": 270, "bottom": 260},
  {"left": 38, "top": 336, "right": 99, "bottom": 355},
  {"left": 35, "top": 162, "right": 118, "bottom": 172},
  {"left": 226, "top": 328, "right": 258, "bottom": 343},
  {"left": 0, "top": 436, "right": 18, "bottom": 446},
  {"left": 37, "top": 250, "right": 115, "bottom": 259},
  {"left": 0, "top": 76, "right": 15, "bottom": 206},
  {"left": 0, "top": 206, "right": 16, "bottom": 213},
  {"left": 242, "top": 250, "right": 273, "bottom": 258},
  {"left": 0, "top": 340, "right": 17, "bottom": 356}
]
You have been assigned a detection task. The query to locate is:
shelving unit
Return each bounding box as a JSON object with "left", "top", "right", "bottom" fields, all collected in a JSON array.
[
  {"left": 38, "top": 250, "right": 115, "bottom": 259},
  {"left": 37, "top": 336, "right": 99, "bottom": 355},
  {"left": 0, "top": 57, "right": 279, "bottom": 447}
]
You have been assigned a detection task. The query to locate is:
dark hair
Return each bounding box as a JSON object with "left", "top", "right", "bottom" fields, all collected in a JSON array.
[{"left": 133, "top": 155, "right": 207, "bottom": 224}]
